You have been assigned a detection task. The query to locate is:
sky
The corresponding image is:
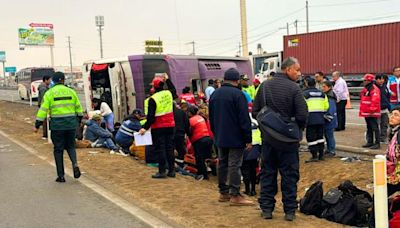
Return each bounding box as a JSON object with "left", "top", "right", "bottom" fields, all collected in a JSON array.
[{"left": 0, "top": 0, "right": 399, "bottom": 73}]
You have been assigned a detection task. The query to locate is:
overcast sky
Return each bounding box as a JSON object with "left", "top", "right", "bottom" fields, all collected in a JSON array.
[{"left": 0, "top": 0, "right": 398, "bottom": 72}]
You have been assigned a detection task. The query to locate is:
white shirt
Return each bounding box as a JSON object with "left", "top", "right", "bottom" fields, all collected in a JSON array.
[
  {"left": 100, "top": 102, "right": 113, "bottom": 116},
  {"left": 333, "top": 77, "right": 349, "bottom": 101}
]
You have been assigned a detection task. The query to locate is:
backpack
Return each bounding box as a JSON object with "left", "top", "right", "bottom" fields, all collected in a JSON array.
[
  {"left": 300, "top": 181, "right": 324, "bottom": 217},
  {"left": 320, "top": 189, "right": 358, "bottom": 225}
]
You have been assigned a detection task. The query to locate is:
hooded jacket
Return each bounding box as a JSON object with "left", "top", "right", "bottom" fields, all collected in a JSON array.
[
  {"left": 359, "top": 82, "right": 381, "bottom": 118},
  {"left": 85, "top": 119, "right": 113, "bottom": 142}
]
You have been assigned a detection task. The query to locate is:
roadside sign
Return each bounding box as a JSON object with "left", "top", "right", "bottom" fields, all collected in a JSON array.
[
  {"left": 0, "top": 51, "right": 5, "bottom": 62},
  {"left": 18, "top": 27, "right": 54, "bottom": 46},
  {"left": 145, "top": 40, "right": 163, "bottom": 54},
  {"left": 5, "top": 67, "right": 17, "bottom": 73}
]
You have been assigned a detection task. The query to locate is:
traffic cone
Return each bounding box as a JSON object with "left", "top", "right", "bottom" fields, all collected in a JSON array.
[{"left": 346, "top": 97, "right": 352, "bottom": 109}]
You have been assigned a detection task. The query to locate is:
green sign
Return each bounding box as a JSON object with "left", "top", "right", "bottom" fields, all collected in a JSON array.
[
  {"left": 145, "top": 47, "right": 163, "bottom": 53},
  {"left": 145, "top": 40, "right": 163, "bottom": 46},
  {"left": 18, "top": 27, "right": 54, "bottom": 46},
  {"left": 0, "top": 51, "right": 5, "bottom": 62},
  {"left": 5, "top": 67, "right": 17, "bottom": 73}
]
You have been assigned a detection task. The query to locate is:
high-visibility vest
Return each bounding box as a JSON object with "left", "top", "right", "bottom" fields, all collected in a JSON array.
[
  {"left": 144, "top": 97, "right": 150, "bottom": 115},
  {"left": 252, "top": 128, "right": 262, "bottom": 145},
  {"left": 36, "top": 84, "right": 83, "bottom": 130},
  {"left": 306, "top": 93, "right": 329, "bottom": 113},
  {"left": 243, "top": 86, "right": 256, "bottom": 100},
  {"left": 151, "top": 90, "right": 175, "bottom": 129}
]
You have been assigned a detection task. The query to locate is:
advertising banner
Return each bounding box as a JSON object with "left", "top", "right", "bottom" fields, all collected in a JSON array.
[{"left": 18, "top": 27, "right": 54, "bottom": 46}]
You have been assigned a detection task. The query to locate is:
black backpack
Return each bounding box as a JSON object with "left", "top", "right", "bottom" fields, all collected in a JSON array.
[
  {"left": 321, "top": 190, "right": 358, "bottom": 225},
  {"left": 300, "top": 181, "right": 324, "bottom": 217}
]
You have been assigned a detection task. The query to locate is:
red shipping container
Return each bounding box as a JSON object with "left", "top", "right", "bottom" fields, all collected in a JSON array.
[{"left": 283, "top": 22, "right": 400, "bottom": 75}]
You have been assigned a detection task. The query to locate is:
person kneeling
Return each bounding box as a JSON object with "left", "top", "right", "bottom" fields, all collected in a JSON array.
[{"left": 85, "top": 114, "right": 126, "bottom": 156}]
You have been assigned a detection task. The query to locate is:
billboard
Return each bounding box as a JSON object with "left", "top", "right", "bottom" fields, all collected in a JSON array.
[
  {"left": 18, "top": 27, "right": 54, "bottom": 46},
  {"left": 0, "top": 51, "right": 5, "bottom": 62}
]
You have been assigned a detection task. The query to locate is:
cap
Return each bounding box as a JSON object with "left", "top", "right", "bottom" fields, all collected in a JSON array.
[
  {"left": 52, "top": 71, "right": 65, "bottom": 83},
  {"left": 253, "top": 78, "right": 260, "bottom": 84},
  {"left": 240, "top": 74, "right": 249, "bottom": 80},
  {"left": 364, "top": 73, "right": 375, "bottom": 81},
  {"left": 131, "top": 109, "right": 145, "bottom": 117},
  {"left": 224, "top": 68, "right": 240, "bottom": 81},
  {"left": 92, "top": 114, "right": 102, "bottom": 121},
  {"left": 152, "top": 77, "right": 164, "bottom": 89}
]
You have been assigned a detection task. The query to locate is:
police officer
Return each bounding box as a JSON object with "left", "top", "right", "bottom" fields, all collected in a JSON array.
[
  {"left": 139, "top": 73, "right": 177, "bottom": 178},
  {"left": 241, "top": 74, "right": 256, "bottom": 100},
  {"left": 303, "top": 77, "right": 329, "bottom": 162},
  {"left": 34, "top": 72, "right": 83, "bottom": 182}
]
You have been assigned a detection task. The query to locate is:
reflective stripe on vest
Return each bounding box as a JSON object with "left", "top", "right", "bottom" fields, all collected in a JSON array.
[
  {"left": 144, "top": 98, "right": 150, "bottom": 115},
  {"left": 151, "top": 90, "right": 175, "bottom": 129}
]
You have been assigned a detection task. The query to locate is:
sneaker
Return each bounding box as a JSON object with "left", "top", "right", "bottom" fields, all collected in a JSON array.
[
  {"left": 284, "top": 213, "right": 296, "bottom": 221},
  {"left": 109, "top": 150, "right": 116, "bottom": 155},
  {"left": 42, "top": 137, "right": 47, "bottom": 140},
  {"left": 55, "top": 176, "right": 66, "bottom": 183},
  {"left": 305, "top": 158, "right": 319, "bottom": 163},
  {"left": 325, "top": 153, "right": 336, "bottom": 157},
  {"left": 119, "top": 149, "right": 128, "bottom": 157},
  {"left": 195, "top": 175, "right": 204, "bottom": 181},
  {"left": 218, "top": 193, "right": 231, "bottom": 202},
  {"left": 261, "top": 210, "right": 273, "bottom": 219},
  {"left": 362, "top": 143, "right": 374, "bottom": 148},
  {"left": 151, "top": 172, "right": 167, "bottom": 179},
  {"left": 229, "top": 194, "right": 255, "bottom": 206},
  {"left": 369, "top": 144, "right": 380, "bottom": 150},
  {"left": 73, "top": 166, "right": 81, "bottom": 179},
  {"left": 167, "top": 171, "right": 176, "bottom": 178}
]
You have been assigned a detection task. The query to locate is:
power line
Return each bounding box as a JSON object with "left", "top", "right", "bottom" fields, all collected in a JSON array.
[
  {"left": 311, "top": 0, "right": 391, "bottom": 8},
  {"left": 298, "top": 14, "right": 400, "bottom": 23}
]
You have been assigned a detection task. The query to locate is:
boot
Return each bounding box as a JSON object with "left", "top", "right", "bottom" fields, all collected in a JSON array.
[
  {"left": 318, "top": 151, "right": 324, "bottom": 161},
  {"left": 151, "top": 172, "right": 167, "bottom": 179},
  {"left": 261, "top": 210, "right": 273, "bottom": 219},
  {"left": 362, "top": 142, "right": 374, "bottom": 148},
  {"left": 284, "top": 213, "right": 296, "bottom": 221},
  {"left": 369, "top": 144, "right": 380, "bottom": 150},
  {"left": 229, "top": 195, "right": 255, "bottom": 206},
  {"left": 250, "top": 182, "right": 257, "bottom": 196},
  {"left": 243, "top": 182, "right": 250, "bottom": 196},
  {"left": 218, "top": 193, "right": 231, "bottom": 202},
  {"left": 305, "top": 152, "right": 319, "bottom": 163}
]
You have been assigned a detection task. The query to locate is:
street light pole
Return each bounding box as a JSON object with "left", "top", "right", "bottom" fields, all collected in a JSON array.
[
  {"left": 95, "top": 16, "right": 105, "bottom": 58},
  {"left": 240, "top": 0, "right": 249, "bottom": 57}
]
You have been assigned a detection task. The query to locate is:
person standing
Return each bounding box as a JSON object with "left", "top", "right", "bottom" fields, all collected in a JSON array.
[
  {"left": 332, "top": 71, "right": 349, "bottom": 131},
  {"left": 241, "top": 74, "right": 256, "bottom": 101},
  {"left": 388, "top": 66, "right": 400, "bottom": 109},
  {"left": 93, "top": 98, "right": 115, "bottom": 132},
  {"left": 205, "top": 79, "right": 216, "bottom": 101},
  {"left": 173, "top": 100, "right": 191, "bottom": 167},
  {"left": 303, "top": 77, "right": 329, "bottom": 162},
  {"left": 321, "top": 81, "right": 338, "bottom": 156},
  {"left": 314, "top": 71, "right": 325, "bottom": 91},
  {"left": 252, "top": 57, "right": 308, "bottom": 221},
  {"left": 360, "top": 74, "right": 381, "bottom": 149},
  {"left": 37, "top": 75, "right": 52, "bottom": 139},
  {"left": 209, "top": 68, "right": 253, "bottom": 206},
  {"left": 375, "top": 74, "right": 391, "bottom": 143},
  {"left": 34, "top": 72, "right": 83, "bottom": 182},
  {"left": 139, "top": 74, "right": 177, "bottom": 178}
]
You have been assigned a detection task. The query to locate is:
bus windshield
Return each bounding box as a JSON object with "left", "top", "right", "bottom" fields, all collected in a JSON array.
[{"left": 31, "top": 68, "right": 55, "bottom": 81}]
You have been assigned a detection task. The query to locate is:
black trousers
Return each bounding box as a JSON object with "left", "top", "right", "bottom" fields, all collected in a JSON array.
[
  {"left": 192, "top": 137, "right": 213, "bottom": 178},
  {"left": 174, "top": 135, "right": 187, "bottom": 164},
  {"left": 336, "top": 100, "right": 347, "bottom": 130},
  {"left": 365, "top": 117, "right": 380, "bottom": 144},
  {"left": 241, "top": 159, "right": 258, "bottom": 192},
  {"left": 306, "top": 124, "right": 325, "bottom": 159},
  {"left": 152, "top": 130, "right": 175, "bottom": 174},
  {"left": 258, "top": 142, "right": 300, "bottom": 214},
  {"left": 51, "top": 129, "right": 78, "bottom": 178}
]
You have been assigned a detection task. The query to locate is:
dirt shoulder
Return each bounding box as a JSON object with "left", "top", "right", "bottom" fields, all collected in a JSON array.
[{"left": 0, "top": 101, "right": 373, "bottom": 227}]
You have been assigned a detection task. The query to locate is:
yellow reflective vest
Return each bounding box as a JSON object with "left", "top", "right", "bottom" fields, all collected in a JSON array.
[{"left": 36, "top": 84, "right": 83, "bottom": 130}]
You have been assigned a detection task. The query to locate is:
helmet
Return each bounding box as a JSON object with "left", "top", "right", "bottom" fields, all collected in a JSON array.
[{"left": 152, "top": 77, "right": 164, "bottom": 89}]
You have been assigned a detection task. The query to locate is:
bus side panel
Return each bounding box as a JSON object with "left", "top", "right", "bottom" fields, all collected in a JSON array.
[
  {"left": 166, "top": 58, "right": 200, "bottom": 95},
  {"left": 128, "top": 55, "right": 145, "bottom": 109},
  {"left": 120, "top": 61, "right": 136, "bottom": 114},
  {"left": 82, "top": 64, "right": 93, "bottom": 112}
]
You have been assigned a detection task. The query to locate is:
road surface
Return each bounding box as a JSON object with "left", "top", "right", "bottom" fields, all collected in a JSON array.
[{"left": 0, "top": 134, "right": 149, "bottom": 228}]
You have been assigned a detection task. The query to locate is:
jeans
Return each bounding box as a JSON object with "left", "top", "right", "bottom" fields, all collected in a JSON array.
[
  {"left": 324, "top": 128, "right": 336, "bottom": 154},
  {"left": 218, "top": 147, "right": 244, "bottom": 196},
  {"left": 97, "top": 137, "right": 119, "bottom": 151},
  {"left": 378, "top": 112, "right": 389, "bottom": 142},
  {"left": 258, "top": 142, "right": 299, "bottom": 214},
  {"left": 365, "top": 117, "right": 380, "bottom": 144},
  {"left": 152, "top": 130, "right": 175, "bottom": 174},
  {"left": 103, "top": 113, "right": 115, "bottom": 132},
  {"left": 336, "top": 100, "right": 347, "bottom": 130},
  {"left": 51, "top": 130, "right": 78, "bottom": 178},
  {"left": 192, "top": 137, "right": 213, "bottom": 178}
]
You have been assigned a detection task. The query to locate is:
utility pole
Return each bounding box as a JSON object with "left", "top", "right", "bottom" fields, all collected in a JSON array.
[
  {"left": 294, "top": 20, "right": 298, "bottom": 34},
  {"left": 287, "top": 22, "right": 289, "bottom": 35},
  {"left": 185, "top": 41, "right": 196, "bottom": 55},
  {"left": 240, "top": 0, "right": 249, "bottom": 57},
  {"left": 238, "top": 42, "right": 242, "bottom": 57},
  {"left": 67, "top": 36, "right": 73, "bottom": 76},
  {"left": 306, "top": 0, "right": 309, "bottom": 33},
  {"left": 95, "top": 16, "right": 104, "bottom": 58}
]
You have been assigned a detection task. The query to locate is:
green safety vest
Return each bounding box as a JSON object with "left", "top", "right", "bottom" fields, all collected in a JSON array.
[
  {"left": 306, "top": 94, "right": 329, "bottom": 113},
  {"left": 151, "top": 90, "right": 173, "bottom": 116},
  {"left": 144, "top": 97, "right": 150, "bottom": 115},
  {"left": 36, "top": 84, "right": 83, "bottom": 130},
  {"left": 252, "top": 128, "right": 262, "bottom": 145},
  {"left": 243, "top": 86, "right": 256, "bottom": 100},
  {"left": 140, "top": 119, "right": 147, "bottom": 125}
]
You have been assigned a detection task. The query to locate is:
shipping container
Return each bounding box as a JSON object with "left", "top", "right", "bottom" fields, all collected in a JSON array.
[{"left": 283, "top": 21, "right": 400, "bottom": 75}]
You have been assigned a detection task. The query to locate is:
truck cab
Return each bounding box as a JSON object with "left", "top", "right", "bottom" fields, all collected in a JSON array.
[{"left": 256, "top": 52, "right": 282, "bottom": 81}]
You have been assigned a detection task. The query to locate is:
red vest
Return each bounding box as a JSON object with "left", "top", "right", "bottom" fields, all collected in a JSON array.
[
  {"left": 189, "top": 115, "right": 210, "bottom": 143},
  {"left": 179, "top": 93, "right": 196, "bottom": 105},
  {"left": 151, "top": 91, "right": 175, "bottom": 129},
  {"left": 359, "top": 84, "right": 381, "bottom": 118}
]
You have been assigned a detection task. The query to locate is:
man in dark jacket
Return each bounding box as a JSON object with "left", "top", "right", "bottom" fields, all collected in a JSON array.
[
  {"left": 37, "top": 75, "right": 52, "bottom": 138},
  {"left": 376, "top": 74, "right": 391, "bottom": 143},
  {"left": 209, "top": 68, "right": 253, "bottom": 206},
  {"left": 173, "top": 101, "right": 191, "bottom": 167},
  {"left": 252, "top": 57, "right": 308, "bottom": 221}
]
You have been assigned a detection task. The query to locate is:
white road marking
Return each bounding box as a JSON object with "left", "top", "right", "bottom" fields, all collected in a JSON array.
[{"left": 0, "top": 130, "right": 174, "bottom": 228}]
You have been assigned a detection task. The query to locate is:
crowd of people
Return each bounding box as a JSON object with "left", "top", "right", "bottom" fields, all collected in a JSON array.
[{"left": 34, "top": 62, "right": 400, "bottom": 223}]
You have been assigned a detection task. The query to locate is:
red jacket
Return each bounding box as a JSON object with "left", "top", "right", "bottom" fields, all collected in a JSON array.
[
  {"left": 189, "top": 115, "right": 210, "bottom": 143},
  {"left": 359, "top": 83, "right": 381, "bottom": 118},
  {"left": 179, "top": 93, "right": 196, "bottom": 105}
]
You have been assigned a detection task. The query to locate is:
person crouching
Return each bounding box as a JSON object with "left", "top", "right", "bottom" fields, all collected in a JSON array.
[{"left": 115, "top": 109, "right": 145, "bottom": 154}]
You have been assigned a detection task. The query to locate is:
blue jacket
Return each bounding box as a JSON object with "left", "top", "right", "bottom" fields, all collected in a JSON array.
[
  {"left": 209, "top": 83, "right": 252, "bottom": 148},
  {"left": 85, "top": 119, "right": 113, "bottom": 142},
  {"left": 376, "top": 82, "right": 391, "bottom": 110},
  {"left": 324, "top": 90, "right": 338, "bottom": 130},
  {"left": 115, "top": 118, "right": 142, "bottom": 146}
]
